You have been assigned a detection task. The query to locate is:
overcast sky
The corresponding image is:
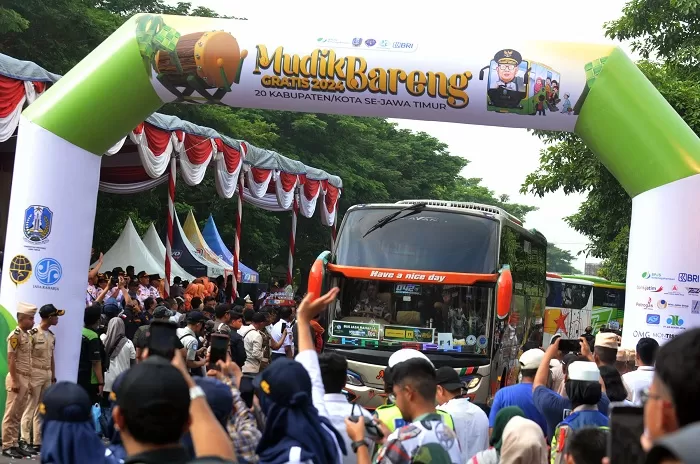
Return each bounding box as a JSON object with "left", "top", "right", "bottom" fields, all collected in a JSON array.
[{"left": 172, "top": 0, "right": 634, "bottom": 272}]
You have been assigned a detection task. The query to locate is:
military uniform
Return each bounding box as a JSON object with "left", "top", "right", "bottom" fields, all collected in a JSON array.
[
  {"left": 2, "top": 303, "right": 36, "bottom": 457},
  {"left": 20, "top": 304, "right": 62, "bottom": 449}
]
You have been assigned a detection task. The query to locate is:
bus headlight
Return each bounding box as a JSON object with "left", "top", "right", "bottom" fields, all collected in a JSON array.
[
  {"left": 463, "top": 376, "right": 481, "bottom": 390},
  {"left": 346, "top": 370, "right": 364, "bottom": 387}
]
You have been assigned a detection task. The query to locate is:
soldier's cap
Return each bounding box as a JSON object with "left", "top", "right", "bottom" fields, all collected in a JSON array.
[
  {"left": 40, "top": 381, "right": 91, "bottom": 423},
  {"left": 114, "top": 357, "right": 190, "bottom": 417},
  {"left": 137, "top": 271, "right": 148, "bottom": 278},
  {"left": 186, "top": 311, "right": 207, "bottom": 323},
  {"left": 17, "top": 302, "right": 37, "bottom": 317},
  {"left": 149, "top": 274, "right": 162, "bottom": 281},
  {"left": 494, "top": 49, "right": 522, "bottom": 66},
  {"left": 153, "top": 306, "right": 173, "bottom": 319},
  {"left": 39, "top": 304, "right": 65, "bottom": 318}
]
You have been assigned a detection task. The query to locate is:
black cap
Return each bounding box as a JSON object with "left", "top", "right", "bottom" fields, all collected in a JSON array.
[
  {"left": 251, "top": 312, "right": 267, "bottom": 324},
  {"left": 253, "top": 357, "right": 311, "bottom": 406},
  {"left": 149, "top": 274, "right": 161, "bottom": 281},
  {"left": 435, "top": 366, "right": 463, "bottom": 391},
  {"left": 137, "top": 271, "right": 148, "bottom": 278},
  {"left": 186, "top": 311, "right": 206, "bottom": 323},
  {"left": 153, "top": 306, "right": 173, "bottom": 319},
  {"left": 115, "top": 357, "right": 189, "bottom": 417},
  {"left": 39, "top": 304, "right": 65, "bottom": 318},
  {"left": 494, "top": 49, "right": 522, "bottom": 65},
  {"left": 112, "top": 267, "right": 125, "bottom": 275},
  {"left": 40, "top": 382, "right": 91, "bottom": 423}
]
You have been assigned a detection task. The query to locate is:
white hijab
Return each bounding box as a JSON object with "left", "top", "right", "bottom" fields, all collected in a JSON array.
[{"left": 500, "top": 416, "right": 548, "bottom": 464}]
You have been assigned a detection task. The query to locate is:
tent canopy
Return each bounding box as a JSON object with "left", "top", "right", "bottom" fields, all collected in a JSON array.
[
  {"left": 141, "top": 223, "right": 196, "bottom": 283},
  {"left": 183, "top": 210, "right": 231, "bottom": 270},
  {"left": 202, "top": 214, "right": 259, "bottom": 284},
  {"left": 172, "top": 212, "right": 227, "bottom": 278},
  {"left": 93, "top": 218, "right": 163, "bottom": 276}
]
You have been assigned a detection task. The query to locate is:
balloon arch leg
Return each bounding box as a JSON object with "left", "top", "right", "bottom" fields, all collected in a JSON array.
[{"left": 2, "top": 14, "right": 700, "bottom": 382}]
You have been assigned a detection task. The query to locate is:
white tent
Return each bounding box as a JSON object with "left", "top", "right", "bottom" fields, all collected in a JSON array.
[
  {"left": 94, "top": 218, "right": 163, "bottom": 276},
  {"left": 142, "top": 223, "right": 196, "bottom": 283}
]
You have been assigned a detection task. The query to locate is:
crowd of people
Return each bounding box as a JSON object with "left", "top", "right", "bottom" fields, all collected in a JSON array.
[{"left": 2, "top": 262, "right": 700, "bottom": 464}]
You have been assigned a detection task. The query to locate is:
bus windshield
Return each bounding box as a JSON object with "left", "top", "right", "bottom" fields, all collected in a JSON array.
[
  {"left": 326, "top": 277, "right": 494, "bottom": 356},
  {"left": 335, "top": 208, "right": 499, "bottom": 274}
]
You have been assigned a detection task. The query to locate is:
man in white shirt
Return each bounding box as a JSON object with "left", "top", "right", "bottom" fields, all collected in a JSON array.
[
  {"left": 622, "top": 337, "right": 659, "bottom": 404},
  {"left": 238, "top": 312, "right": 266, "bottom": 374},
  {"left": 175, "top": 311, "right": 207, "bottom": 376},
  {"left": 136, "top": 271, "right": 152, "bottom": 304},
  {"left": 319, "top": 352, "right": 374, "bottom": 464},
  {"left": 435, "top": 366, "right": 489, "bottom": 462},
  {"left": 270, "top": 307, "right": 294, "bottom": 362}
]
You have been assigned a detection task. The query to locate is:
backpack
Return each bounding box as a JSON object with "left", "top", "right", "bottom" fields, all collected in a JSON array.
[
  {"left": 78, "top": 330, "right": 107, "bottom": 385},
  {"left": 550, "top": 408, "right": 609, "bottom": 464}
]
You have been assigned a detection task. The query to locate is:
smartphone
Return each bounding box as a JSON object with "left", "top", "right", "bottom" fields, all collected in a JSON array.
[
  {"left": 239, "top": 375, "right": 255, "bottom": 408},
  {"left": 147, "top": 321, "right": 178, "bottom": 359},
  {"left": 608, "top": 405, "right": 645, "bottom": 464},
  {"left": 558, "top": 339, "right": 581, "bottom": 353},
  {"left": 281, "top": 322, "right": 287, "bottom": 332},
  {"left": 348, "top": 415, "right": 384, "bottom": 440},
  {"left": 209, "top": 333, "right": 229, "bottom": 366}
]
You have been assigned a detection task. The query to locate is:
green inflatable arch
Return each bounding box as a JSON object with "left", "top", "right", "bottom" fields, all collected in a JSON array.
[{"left": 2, "top": 14, "right": 700, "bottom": 384}]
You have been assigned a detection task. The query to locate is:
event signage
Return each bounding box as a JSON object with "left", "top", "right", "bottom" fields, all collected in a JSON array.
[
  {"left": 330, "top": 321, "right": 381, "bottom": 340},
  {"left": 383, "top": 325, "right": 435, "bottom": 343}
]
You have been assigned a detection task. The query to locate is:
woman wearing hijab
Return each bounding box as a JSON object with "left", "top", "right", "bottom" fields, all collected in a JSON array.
[
  {"left": 499, "top": 416, "right": 548, "bottom": 464},
  {"left": 40, "top": 382, "right": 118, "bottom": 464},
  {"left": 468, "top": 406, "right": 525, "bottom": 464},
  {"left": 100, "top": 317, "right": 136, "bottom": 397}
]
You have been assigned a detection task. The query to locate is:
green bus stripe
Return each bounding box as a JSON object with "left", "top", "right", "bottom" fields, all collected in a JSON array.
[
  {"left": 22, "top": 14, "right": 163, "bottom": 155},
  {"left": 575, "top": 47, "right": 700, "bottom": 197}
]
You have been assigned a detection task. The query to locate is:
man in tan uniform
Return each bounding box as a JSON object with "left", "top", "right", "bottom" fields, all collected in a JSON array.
[
  {"left": 2, "top": 302, "right": 36, "bottom": 459},
  {"left": 20, "top": 304, "right": 62, "bottom": 454}
]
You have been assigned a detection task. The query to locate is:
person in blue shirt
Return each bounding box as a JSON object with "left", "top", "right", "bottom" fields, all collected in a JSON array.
[
  {"left": 489, "top": 349, "right": 548, "bottom": 437},
  {"left": 531, "top": 337, "right": 610, "bottom": 439}
]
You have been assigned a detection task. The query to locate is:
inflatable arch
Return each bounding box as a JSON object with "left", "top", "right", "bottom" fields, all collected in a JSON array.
[{"left": 2, "top": 14, "right": 700, "bottom": 381}]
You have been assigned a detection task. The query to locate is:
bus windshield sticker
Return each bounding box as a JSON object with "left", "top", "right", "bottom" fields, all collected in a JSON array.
[
  {"left": 330, "top": 321, "right": 381, "bottom": 340},
  {"left": 383, "top": 325, "right": 435, "bottom": 343},
  {"left": 477, "top": 335, "right": 489, "bottom": 349},
  {"left": 394, "top": 283, "right": 422, "bottom": 295},
  {"left": 466, "top": 335, "right": 477, "bottom": 346},
  {"left": 438, "top": 332, "right": 453, "bottom": 349}
]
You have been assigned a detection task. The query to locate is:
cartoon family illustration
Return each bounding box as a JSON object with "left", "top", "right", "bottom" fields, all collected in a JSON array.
[{"left": 479, "top": 48, "right": 574, "bottom": 116}]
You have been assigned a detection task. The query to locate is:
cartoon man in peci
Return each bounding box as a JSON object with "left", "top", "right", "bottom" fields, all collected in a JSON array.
[{"left": 491, "top": 49, "right": 524, "bottom": 91}]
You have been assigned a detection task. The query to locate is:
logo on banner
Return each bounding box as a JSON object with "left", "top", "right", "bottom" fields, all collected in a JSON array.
[
  {"left": 172, "top": 250, "right": 182, "bottom": 260},
  {"left": 392, "top": 42, "right": 415, "bottom": 50},
  {"left": 351, "top": 38, "right": 362, "bottom": 47},
  {"left": 664, "top": 285, "right": 684, "bottom": 297},
  {"left": 635, "top": 298, "right": 654, "bottom": 310},
  {"left": 23, "top": 205, "right": 53, "bottom": 245},
  {"left": 646, "top": 314, "right": 661, "bottom": 325},
  {"left": 657, "top": 299, "right": 668, "bottom": 309},
  {"left": 379, "top": 40, "right": 389, "bottom": 48},
  {"left": 34, "top": 258, "right": 62, "bottom": 288},
  {"left": 364, "top": 39, "right": 376, "bottom": 47},
  {"left": 692, "top": 300, "right": 700, "bottom": 314},
  {"left": 642, "top": 272, "right": 673, "bottom": 280},
  {"left": 8, "top": 255, "right": 32, "bottom": 285},
  {"left": 637, "top": 285, "right": 663, "bottom": 292},
  {"left": 678, "top": 273, "right": 700, "bottom": 283},
  {"left": 686, "top": 287, "right": 700, "bottom": 295},
  {"left": 665, "top": 315, "right": 684, "bottom": 328}
]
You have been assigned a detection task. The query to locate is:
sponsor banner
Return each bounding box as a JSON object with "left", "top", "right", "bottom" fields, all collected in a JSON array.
[
  {"left": 0, "top": 118, "right": 101, "bottom": 384},
  {"left": 330, "top": 321, "right": 381, "bottom": 340},
  {"left": 622, "top": 173, "right": 700, "bottom": 348},
  {"left": 139, "top": 14, "right": 613, "bottom": 132},
  {"left": 327, "top": 263, "right": 498, "bottom": 285},
  {"left": 383, "top": 325, "right": 435, "bottom": 343}
]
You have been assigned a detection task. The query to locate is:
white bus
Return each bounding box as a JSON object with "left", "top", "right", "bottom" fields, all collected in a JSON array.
[{"left": 543, "top": 273, "right": 594, "bottom": 346}]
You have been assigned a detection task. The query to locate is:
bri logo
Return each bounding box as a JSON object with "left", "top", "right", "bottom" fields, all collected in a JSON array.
[{"left": 678, "top": 273, "right": 700, "bottom": 283}]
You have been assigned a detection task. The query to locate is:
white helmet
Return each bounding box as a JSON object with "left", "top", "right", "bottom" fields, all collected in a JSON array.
[{"left": 388, "top": 349, "right": 434, "bottom": 368}]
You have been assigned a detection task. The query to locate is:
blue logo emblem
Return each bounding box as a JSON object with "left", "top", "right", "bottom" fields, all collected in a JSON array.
[
  {"left": 379, "top": 40, "right": 389, "bottom": 47},
  {"left": 646, "top": 314, "right": 660, "bottom": 324},
  {"left": 23, "top": 205, "right": 53, "bottom": 243},
  {"left": 35, "top": 258, "right": 62, "bottom": 286},
  {"left": 352, "top": 38, "right": 362, "bottom": 47},
  {"left": 365, "top": 39, "right": 376, "bottom": 47},
  {"left": 477, "top": 335, "right": 488, "bottom": 348},
  {"left": 666, "top": 315, "right": 684, "bottom": 327}
]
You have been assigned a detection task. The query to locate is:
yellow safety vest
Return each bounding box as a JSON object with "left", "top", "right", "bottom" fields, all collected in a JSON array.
[{"left": 374, "top": 404, "right": 455, "bottom": 433}]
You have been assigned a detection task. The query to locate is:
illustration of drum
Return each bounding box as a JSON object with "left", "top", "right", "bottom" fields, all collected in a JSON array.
[{"left": 154, "top": 30, "right": 248, "bottom": 102}]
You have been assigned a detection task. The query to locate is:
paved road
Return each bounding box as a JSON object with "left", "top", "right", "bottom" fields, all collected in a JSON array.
[{"left": 0, "top": 455, "right": 39, "bottom": 463}]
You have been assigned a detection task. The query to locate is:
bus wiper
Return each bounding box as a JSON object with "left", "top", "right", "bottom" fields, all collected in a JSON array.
[{"left": 362, "top": 202, "right": 428, "bottom": 238}]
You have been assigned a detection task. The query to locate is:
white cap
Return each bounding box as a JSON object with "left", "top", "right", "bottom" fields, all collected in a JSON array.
[
  {"left": 519, "top": 349, "right": 545, "bottom": 370},
  {"left": 567, "top": 361, "right": 600, "bottom": 382},
  {"left": 388, "top": 349, "right": 434, "bottom": 368}
]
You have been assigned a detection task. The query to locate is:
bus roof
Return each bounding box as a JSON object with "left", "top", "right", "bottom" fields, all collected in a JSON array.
[
  {"left": 547, "top": 275, "right": 594, "bottom": 286},
  {"left": 561, "top": 274, "right": 626, "bottom": 288}
]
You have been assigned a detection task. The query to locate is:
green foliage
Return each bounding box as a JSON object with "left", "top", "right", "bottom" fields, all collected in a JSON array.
[
  {"left": 523, "top": 3, "right": 700, "bottom": 283},
  {"left": 4, "top": 0, "right": 536, "bottom": 283},
  {"left": 546, "top": 243, "right": 582, "bottom": 275}
]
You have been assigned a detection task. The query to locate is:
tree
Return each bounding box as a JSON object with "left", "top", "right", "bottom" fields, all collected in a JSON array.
[
  {"left": 547, "top": 243, "right": 582, "bottom": 275},
  {"left": 522, "top": 3, "right": 700, "bottom": 282}
]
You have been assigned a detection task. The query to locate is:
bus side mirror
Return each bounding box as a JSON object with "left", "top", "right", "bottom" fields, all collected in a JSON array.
[
  {"left": 307, "top": 251, "right": 331, "bottom": 302},
  {"left": 496, "top": 267, "right": 513, "bottom": 319},
  {"left": 478, "top": 66, "right": 489, "bottom": 81}
]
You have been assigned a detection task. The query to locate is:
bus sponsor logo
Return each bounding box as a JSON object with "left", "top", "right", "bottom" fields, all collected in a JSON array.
[
  {"left": 330, "top": 321, "right": 381, "bottom": 340},
  {"left": 632, "top": 331, "right": 676, "bottom": 340},
  {"left": 394, "top": 283, "right": 422, "bottom": 295},
  {"left": 383, "top": 325, "right": 434, "bottom": 343},
  {"left": 646, "top": 314, "right": 661, "bottom": 325},
  {"left": 664, "top": 285, "right": 684, "bottom": 297},
  {"left": 635, "top": 298, "right": 654, "bottom": 310},
  {"left": 637, "top": 285, "right": 663, "bottom": 292},
  {"left": 369, "top": 269, "right": 446, "bottom": 282},
  {"left": 641, "top": 272, "right": 674, "bottom": 281},
  {"left": 678, "top": 273, "right": 700, "bottom": 283}
]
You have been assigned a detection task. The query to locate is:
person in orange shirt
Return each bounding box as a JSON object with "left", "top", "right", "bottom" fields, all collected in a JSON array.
[{"left": 309, "top": 314, "right": 325, "bottom": 354}]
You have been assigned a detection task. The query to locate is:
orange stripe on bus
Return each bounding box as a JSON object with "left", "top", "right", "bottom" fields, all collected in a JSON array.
[{"left": 326, "top": 264, "right": 498, "bottom": 286}]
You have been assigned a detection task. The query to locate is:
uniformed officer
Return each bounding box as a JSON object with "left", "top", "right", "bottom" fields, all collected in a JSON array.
[
  {"left": 136, "top": 271, "right": 152, "bottom": 304},
  {"left": 20, "top": 304, "right": 62, "bottom": 454},
  {"left": 2, "top": 302, "right": 36, "bottom": 459}
]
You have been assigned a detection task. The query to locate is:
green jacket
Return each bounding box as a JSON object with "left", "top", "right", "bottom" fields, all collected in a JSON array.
[{"left": 374, "top": 403, "right": 455, "bottom": 433}]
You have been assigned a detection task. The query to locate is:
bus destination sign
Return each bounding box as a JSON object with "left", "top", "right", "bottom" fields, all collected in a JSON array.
[{"left": 330, "top": 321, "right": 381, "bottom": 340}]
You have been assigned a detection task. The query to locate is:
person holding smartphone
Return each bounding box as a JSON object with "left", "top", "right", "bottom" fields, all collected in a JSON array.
[{"left": 270, "top": 307, "right": 293, "bottom": 362}]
